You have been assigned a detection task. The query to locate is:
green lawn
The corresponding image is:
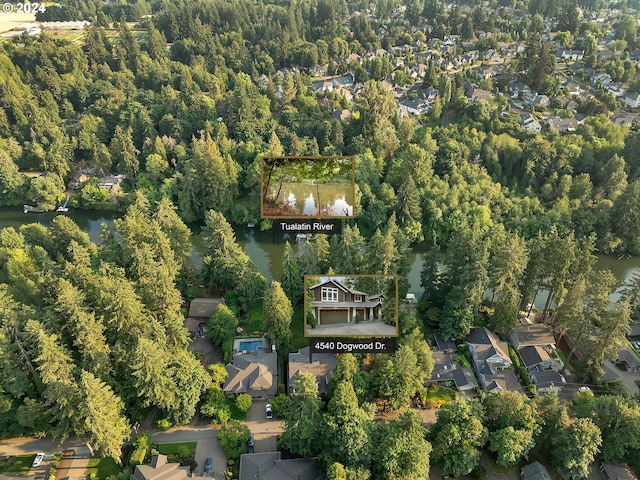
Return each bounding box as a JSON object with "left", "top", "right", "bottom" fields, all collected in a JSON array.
[
  {"left": 0, "top": 454, "right": 36, "bottom": 474},
  {"left": 85, "top": 457, "right": 120, "bottom": 479},
  {"left": 425, "top": 387, "right": 457, "bottom": 402},
  {"left": 156, "top": 442, "right": 197, "bottom": 455},
  {"left": 245, "top": 299, "right": 264, "bottom": 334},
  {"left": 227, "top": 396, "right": 247, "bottom": 421}
]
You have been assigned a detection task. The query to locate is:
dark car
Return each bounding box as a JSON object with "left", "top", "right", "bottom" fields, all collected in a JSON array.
[
  {"left": 204, "top": 458, "right": 212, "bottom": 474},
  {"left": 247, "top": 434, "right": 255, "bottom": 453}
]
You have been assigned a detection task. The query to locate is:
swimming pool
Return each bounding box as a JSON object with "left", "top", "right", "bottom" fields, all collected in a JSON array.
[{"left": 238, "top": 340, "right": 264, "bottom": 351}]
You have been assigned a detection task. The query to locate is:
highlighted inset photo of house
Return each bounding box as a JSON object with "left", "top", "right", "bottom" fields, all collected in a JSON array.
[
  {"left": 261, "top": 156, "right": 355, "bottom": 218},
  {"left": 304, "top": 275, "right": 398, "bottom": 337}
]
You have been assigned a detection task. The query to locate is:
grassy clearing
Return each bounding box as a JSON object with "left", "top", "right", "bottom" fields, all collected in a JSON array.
[
  {"left": 156, "top": 442, "right": 197, "bottom": 455},
  {"left": 0, "top": 454, "right": 36, "bottom": 474},
  {"left": 85, "top": 457, "right": 120, "bottom": 479}
]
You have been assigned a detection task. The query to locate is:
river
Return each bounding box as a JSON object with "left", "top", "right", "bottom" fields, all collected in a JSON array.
[{"left": 2, "top": 207, "right": 640, "bottom": 302}]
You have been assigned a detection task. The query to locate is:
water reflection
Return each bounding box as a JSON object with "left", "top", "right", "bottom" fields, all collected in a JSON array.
[{"left": 267, "top": 183, "right": 354, "bottom": 217}]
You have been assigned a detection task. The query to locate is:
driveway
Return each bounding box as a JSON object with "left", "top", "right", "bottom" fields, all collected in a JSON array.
[
  {"left": 151, "top": 426, "right": 226, "bottom": 480},
  {"left": 245, "top": 400, "right": 283, "bottom": 453},
  {"left": 55, "top": 450, "right": 91, "bottom": 480}
]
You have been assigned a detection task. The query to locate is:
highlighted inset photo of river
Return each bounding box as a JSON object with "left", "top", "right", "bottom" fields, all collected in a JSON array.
[{"left": 261, "top": 156, "right": 355, "bottom": 218}]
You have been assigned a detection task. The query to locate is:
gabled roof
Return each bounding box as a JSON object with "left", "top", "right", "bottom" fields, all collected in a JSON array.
[
  {"left": 521, "top": 462, "right": 552, "bottom": 480},
  {"left": 288, "top": 346, "right": 337, "bottom": 394},
  {"left": 616, "top": 348, "right": 640, "bottom": 369},
  {"left": 130, "top": 455, "right": 191, "bottom": 480},
  {"left": 510, "top": 325, "right": 556, "bottom": 349},
  {"left": 239, "top": 453, "right": 325, "bottom": 480},
  {"left": 529, "top": 370, "right": 566, "bottom": 389},
  {"left": 519, "top": 345, "right": 551, "bottom": 369},
  {"left": 434, "top": 332, "right": 457, "bottom": 352},
  {"left": 224, "top": 350, "right": 277, "bottom": 397},
  {"left": 188, "top": 297, "right": 224, "bottom": 318},
  {"left": 600, "top": 463, "right": 638, "bottom": 480},
  {"left": 466, "top": 328, "right": 510, "bottom": 364}
]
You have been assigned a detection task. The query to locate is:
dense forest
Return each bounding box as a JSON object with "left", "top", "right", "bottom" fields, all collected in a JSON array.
[{"left": 2, "top": 0, "right": 640, "bottom": 474}]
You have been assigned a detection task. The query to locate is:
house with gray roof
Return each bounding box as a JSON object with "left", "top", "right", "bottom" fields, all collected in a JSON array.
[
  {"left": 288, "top": 346, "right": 337, "bottom": 394},
  {"left": 224, "top": 350, "right": 278, "bottom": 399},
  {"left": 130, "top": 455, "right": 190, "bottom": 480},
  {"left": 600, "top": 463, "right": 638, "bottom": 480},
  {"left": 521, "top": 462, "right": 552, "bottom": 480},
  {"left": 188, "top": 298, "right": 225, "bottom": 318},
  {"left": 518, "top": 345, "right": 553, "bottom": 371},
  {"left": 434, "top": 332, "right": 457, "bottom": 353},
  {"left": 529, "top": 370, "right": 566, "bottom": 393},
  {"left": 430, "top": 351, "right": 477, "bottom": 391},
  {"left": 239, "top": 453, "right": 324, "bottom": 480},
  {"left": 509, "top": 324, "right": 556, "bottom": 350},
  {"left": 615, "top": 347, "right": 640, "bottom": 372},
  {"left": 465, "top": 328, "right": 520, "bottom": 392}
]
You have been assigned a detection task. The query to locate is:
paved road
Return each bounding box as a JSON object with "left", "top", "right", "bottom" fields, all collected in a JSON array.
[
  {"left": 0, "top": 437, "right": 86, "bottom": 457},
  {"left": 245, "top": 400, "right": 283, "bottom": 453},
  {"left": 151, "top": 426, "right": 226, "bottom": 480}
]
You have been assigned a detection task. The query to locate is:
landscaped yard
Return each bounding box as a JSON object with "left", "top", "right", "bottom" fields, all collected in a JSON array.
[
  {"left": 245, "top": 299, "right": 264, "bottom": 334},
  {"left": 156, "top": 442, "right": 197, "bottom": 470},
  {"left": 0, "top": 454, "right": 37, "bottom": 474},
  {"left": 85, "top": 457, "right": 120, "bottom": 479},
  {"left": 156, "top": 442, "right": 197, "bottom": 455},
  {"left": 425, "top": 386, "right": 457, "bottom": 402}
]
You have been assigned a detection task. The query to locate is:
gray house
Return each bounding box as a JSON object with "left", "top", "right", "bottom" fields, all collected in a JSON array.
[
  {"left": 224, "top": 350, "right": 278, "bottom": 399},
  {"left": 239, "top": 453, "right": 325, "bottom": 480},
  {"left": 465, "top": 328, "right": 519, "bottom": 392}
]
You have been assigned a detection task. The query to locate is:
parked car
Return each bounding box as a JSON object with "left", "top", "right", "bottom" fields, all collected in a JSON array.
[
  {"left": 633, "top": 342, "right": 640, "bottom": 351},
  {"left": 578, "top": 386, "right": 591, "bottom": 392},
  {"left": 204, "top": 458, "right": 212, "bottom": 474},
  {"left": 265, "top": 403, "right": 273, "bottom": 419},
  {"left": 32, "top": 453, "right": 45, "bottom": 468},
  {"left": 247, "top": 434, "right": 255, "bottom": 453}
]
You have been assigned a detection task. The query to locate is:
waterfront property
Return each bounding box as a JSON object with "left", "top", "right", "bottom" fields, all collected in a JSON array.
[{"left": 465, "top": 327, "right": 521, "bottom": 393}]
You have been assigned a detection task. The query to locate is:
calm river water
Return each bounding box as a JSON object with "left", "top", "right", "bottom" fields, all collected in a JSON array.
[
  {"left": 1, "top": 207, "right": 639, "bottom": 303},
  {"left": 264, "top": 182, "right": 354, "bottom": 217}
]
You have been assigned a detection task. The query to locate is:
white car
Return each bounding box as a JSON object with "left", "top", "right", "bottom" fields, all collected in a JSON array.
[
  {"left": 32, "top": 453, "right": 45, "bottom": 468},
  {"left": 633, "top": 342, "right": 640, "bottom": 351},
  {"left": 578, "top": 386, "right": 591, "bottom": 393},
  {"left": 265, "top": 403, "right": 273, "bottom": 419}
]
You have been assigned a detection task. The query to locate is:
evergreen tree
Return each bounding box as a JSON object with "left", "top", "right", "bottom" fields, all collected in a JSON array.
[
  {"left": 109, "top": 125, "right": 140, "bottom": 178},
  {"left": 281, "top": 241, "right": 303, "bottom": 305},
  {"left": 263, "top": 281, "right": 292, "bottom": 355},
  {"left": 201, "top": 210, "right": 252, "bottom": 291}
]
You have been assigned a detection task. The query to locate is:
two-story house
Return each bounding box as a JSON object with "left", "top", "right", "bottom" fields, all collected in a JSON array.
[
  {"left": 465, "top": 327, "right": 517, "bottom": 392},
  {"left": 309, "top": 279, "right": 383, "bottom": 325}
]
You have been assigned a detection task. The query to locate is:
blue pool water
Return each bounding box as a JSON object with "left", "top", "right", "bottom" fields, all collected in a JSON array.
[{"left": 238, "top": 340, "right": 264, "bottom": 351}]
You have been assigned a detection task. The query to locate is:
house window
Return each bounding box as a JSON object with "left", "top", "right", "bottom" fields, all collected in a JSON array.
[
  {"left": 322, "top": 287, "right": 338, "bottom": 302},
  {"left": 355, "top": 295, "right": 362, "bottom": 302}
]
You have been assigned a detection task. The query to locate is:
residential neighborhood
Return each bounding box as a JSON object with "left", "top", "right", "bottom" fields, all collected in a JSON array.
[{"left": 2, "top": 0, "right": 640, "bottom": 479}]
